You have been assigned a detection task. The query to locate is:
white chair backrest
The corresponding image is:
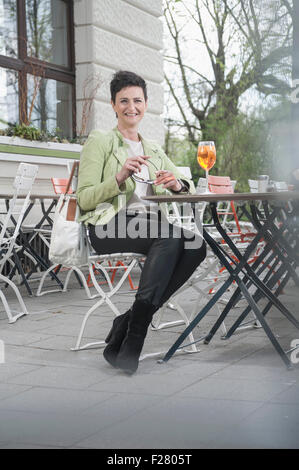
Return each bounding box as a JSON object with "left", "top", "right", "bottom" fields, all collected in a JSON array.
[
  {"left": 196, "top": 177, "right": 207, "bottom": 193},
  {"left": 164, "top": 166, "right": 195, "bottom": 230},
  {"left": 67, "top": 161, "right": 74, "bottom": 175},
  {"left": 171, "top": 169, "right": 207, "bottom": 229},
  {"left": 177, "top": 166, "right": 192, "bottom": 179},
  {"left": 13, "top": 162, "right": 39, "bottom": 192},
  {"left": 248, "top": 179, "right": 259, "bottom": 193},
  {"left": 273, "top": 181, "right": 288, "bottom": 191},
  {"left": 0, "top": 163, "right": 38, "bottom": 274},
  {"left": 67, "top": 160, "right": 79, "bottom": 192}
]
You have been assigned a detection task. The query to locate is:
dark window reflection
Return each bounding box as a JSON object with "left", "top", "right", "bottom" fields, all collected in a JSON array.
[
  {"left": 28, "top": 74, "right": 72, "bottom": 137},
  {"left": 0, "top": 67, "right": 18, "bottom": 128},
  {"left": 26, "top": 0, "right": 69, "bottom": 67},
  {"left": 0, "top": 0, "right": 18, "bottom": 58}
]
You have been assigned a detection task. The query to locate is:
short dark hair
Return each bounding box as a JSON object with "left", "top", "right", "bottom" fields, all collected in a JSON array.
[{"left": 110, "top": 70, "right": 148, "bottom": 103}]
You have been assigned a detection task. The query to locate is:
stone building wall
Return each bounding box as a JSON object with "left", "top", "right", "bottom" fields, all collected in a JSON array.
[{"left": 74, "top": 0, "right": 164, "bottom": 143}]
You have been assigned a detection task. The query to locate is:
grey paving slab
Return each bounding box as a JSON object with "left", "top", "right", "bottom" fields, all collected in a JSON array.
[
  {"left": 88, "top": 364, "right": 201, "bottom": 396},
  {"left": 174, "top": 376, "right": 294, "bottom": 402},
  {"left": 214, "top": 425, "right": 299, "bottom": 449},
  {"left": 212, "top": 361, "right": 299, "bottom": 382},
  {"left": 0, "top": 442, "right": 62, "bottom": 449},
  {"left": 156, "top": 358, "right": 229, "bottom": 377},
  {"left": 0, "top": 269, "right": 298, "bottom": 449},
  {"left": 239, "top": 401, "right": 299, "bottom": 433},
  {"left": 0, "top": 329, "right": 54, "bottom": 347},
  {"left": 270, "top": 384, "right": 299, "bottom": 404},
  {"left": 0, "top": 409, "right": 114, "bottom": 448},
  {"left": 221, "top": 402, "right": 299, "bottom": 449},
  {"left": 6, "top": 364, "right": 107, "bottom": 390},
  {"left": 75, "top": 396, "right": 263, "bottom": 449},
  {"left": 4, "top": 343, "right": 108, "bottom": 370},
  {"left": 0, "top": 386, "right": 115, "bottom": 414},
  {"left": 31, "top": 317, "right": 112, "bottom": 341},
  {"left": 80, "top": 392, "right": 164, "bottom": 431},
  {"left": 22, "top": 333, "right": 96, "bottom": 351},
  {"left": 0, "top": 362, "right": 43, "bottom": 381},
  {"left": 0, "top": 383, "right": 32, "bottom": 401}
]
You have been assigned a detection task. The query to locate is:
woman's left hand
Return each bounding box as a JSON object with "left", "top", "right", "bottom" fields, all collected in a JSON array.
[{"left": 154, "top": 170, "right": 182, "bottom": 191}]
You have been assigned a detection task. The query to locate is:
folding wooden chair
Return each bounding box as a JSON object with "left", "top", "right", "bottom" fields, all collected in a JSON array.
[{"left": 51, "top": 178, "right": 73, "bottom": 195}]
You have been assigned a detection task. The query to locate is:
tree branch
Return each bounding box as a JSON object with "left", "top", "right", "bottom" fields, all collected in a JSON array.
[{"left": 165, "top": 73, "right": 195, "bottom": 143}]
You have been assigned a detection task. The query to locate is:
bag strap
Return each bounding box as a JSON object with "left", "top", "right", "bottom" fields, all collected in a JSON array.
[
  {"left": 59, "top": 161, "right": 79, "bottom": 218},
  {"left": 64, "top": 161, "right": 79, "bottom": 195}
]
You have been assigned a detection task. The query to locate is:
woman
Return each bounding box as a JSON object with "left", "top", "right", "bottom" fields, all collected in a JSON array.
[{"left": 77, "top": 70, "right": 206, "bottom": 374}]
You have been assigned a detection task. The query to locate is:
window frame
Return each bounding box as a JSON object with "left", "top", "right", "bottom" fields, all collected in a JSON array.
[{"left": 0, "top": 0, "right": 76, "bottom": 137}]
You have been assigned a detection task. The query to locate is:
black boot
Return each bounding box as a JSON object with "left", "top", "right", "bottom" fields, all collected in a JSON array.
[
  {"left": 103, "top": 311, "right": 130, "bottom": 368},
  {"left": 116, "top": 299, "right": 155, "bottom": 375}
]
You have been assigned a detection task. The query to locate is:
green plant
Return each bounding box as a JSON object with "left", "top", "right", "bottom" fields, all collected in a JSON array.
[
  {"left": 6, "top": 123, "right": 42, "bottom": 140},
  {"left": 0, "top": 122, "right": 87, "bottom": 144}
]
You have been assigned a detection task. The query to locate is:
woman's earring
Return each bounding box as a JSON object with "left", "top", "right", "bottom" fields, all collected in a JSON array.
[{"left": 115, "top": 112, "right": 118, "bottom": 118}]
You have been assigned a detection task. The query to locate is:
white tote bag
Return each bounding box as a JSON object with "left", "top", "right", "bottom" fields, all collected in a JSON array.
[{"left": 49, "top": 163, "right": 88, "bottom": 267}]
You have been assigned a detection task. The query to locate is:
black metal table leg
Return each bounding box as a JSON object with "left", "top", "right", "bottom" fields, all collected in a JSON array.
[
  {"left": 210, "top": 203, "right": 299, "bottom": 328},
  {"left": 161, "top": 199, "right": 299, "bottom": 369},
  {"left": 248, "top": 204, "right": 299, "bottom": 285},
  {"left": 225, "top": 262, "right": 294, "bottom": 339}
]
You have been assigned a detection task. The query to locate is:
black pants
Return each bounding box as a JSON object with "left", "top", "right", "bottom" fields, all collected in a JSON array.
[{"left": 88, "top": 210, "right": 206, "bottom": 309}]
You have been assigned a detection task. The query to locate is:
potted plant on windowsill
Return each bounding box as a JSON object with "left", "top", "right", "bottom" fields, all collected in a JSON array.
[
  {"left": 0, "top": 122, "right": 83, "bottom": 161},
  {"left": 0, "top": 127, "right": 82, "bottom": 195}
]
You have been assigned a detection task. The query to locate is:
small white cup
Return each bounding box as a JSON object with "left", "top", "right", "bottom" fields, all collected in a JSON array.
[{"left": 257, "top": 175, "right": 269, "bottom": 192}]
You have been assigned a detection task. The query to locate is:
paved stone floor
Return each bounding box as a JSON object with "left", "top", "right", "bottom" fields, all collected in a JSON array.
[{"left": 0, "top": 267, "right": 299, "bottom": 449}]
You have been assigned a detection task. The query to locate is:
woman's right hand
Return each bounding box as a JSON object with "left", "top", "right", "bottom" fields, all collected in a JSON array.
[{"left": 115, "top": 155, "right": 151, "bottom": 186}]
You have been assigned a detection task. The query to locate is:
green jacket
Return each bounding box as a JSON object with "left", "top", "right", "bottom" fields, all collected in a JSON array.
[{"left": 77, "top": 127, "right": 195, "bottom": 225}]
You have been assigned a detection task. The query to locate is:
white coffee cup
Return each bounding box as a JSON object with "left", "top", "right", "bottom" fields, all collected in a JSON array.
[{"left": 257, "top": 175, "right": 269, "bottom": 192}]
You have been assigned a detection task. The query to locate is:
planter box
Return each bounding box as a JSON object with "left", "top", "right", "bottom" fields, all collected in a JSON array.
[
  {"left": 0, "top": 136, "right": 82, "bottom": 195},
  {"left": 0, "top": 136, "right": 83, "bottom": 226}
]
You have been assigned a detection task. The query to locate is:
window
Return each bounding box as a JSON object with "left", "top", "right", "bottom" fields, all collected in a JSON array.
[
  {"left": 0, "top": 67, "right": 18, "bottom": 125},
  {"left": 26, "top": 0, "right": 69, "bottom": 67},
  {"left": 28, "top": 74, "right": 73, "bottom": 133},
  {"left": 0, "top": 0, "right": 75, "bottom": 138},
  {"left": 0, "top": 0, "right": 17, "bottom": 58}
]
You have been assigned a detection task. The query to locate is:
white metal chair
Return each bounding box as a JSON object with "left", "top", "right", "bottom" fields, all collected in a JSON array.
[
  {"left": 248, "top": 178, "right": 259, "bottom": 192},
  {"left": 68, "top": 215, "right": 196, "bottom": 355},
  {"left": 72, "top": 163, "right": 202, "bottom": 356},
  {"left": 196, "top": 177, "right": 208, "bottom": 194},
  {"left": 0, "top": 163, "right": 39, "bottom": 323},
  {"left": 24, "top": 160, "right": 78, "bottom": 268},
  {"left": 35, "top": 221, "right": 146, "bottom": 350},
  {"left": 150, "top": 238, "right": 234, "bottom": 337},
  {"left": 248, "top": 178, "right": 266, "bottom": 215},
  {"left": 153, "top": 175, "right": 262, "bottom": 341},
  {"left": 144, "top": 170, "right": 208, "bottom": 353},
  {"left": 35, "top": 169, "right": 86, "bottom": 297},
  {"left": 71, "top": 245, "right": 145, "bottom": 351},
  {"left": 33, "top": 161, "right": 145, "bottom": 350},
  {"left": 36, "top": 164, "right": 142, "bottom": 299},
  {"left": 163, "top": 166, "right": 197, "bottom": 231},
  {"left": 273, "top": 181, "right": 288, "bottom": 191},
  {"left": 72, "top": 247, "right": 201, "bottom": 359}
]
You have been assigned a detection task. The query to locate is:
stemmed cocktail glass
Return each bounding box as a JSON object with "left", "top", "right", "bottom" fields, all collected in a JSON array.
[{"left": 197, "top": 141, "right": 216, "bottom": 193}]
